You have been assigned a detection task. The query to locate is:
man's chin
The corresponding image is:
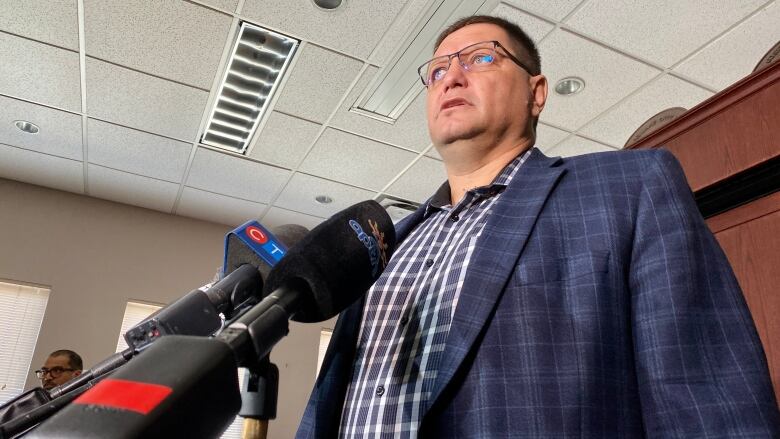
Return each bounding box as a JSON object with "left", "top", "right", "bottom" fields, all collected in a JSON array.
[{"left": 433, "top": 128, "right": 482, "bottom": 146}]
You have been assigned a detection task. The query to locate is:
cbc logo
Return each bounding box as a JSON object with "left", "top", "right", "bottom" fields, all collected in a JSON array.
[{"left": 245, "top": 225, "right": 268, "bottom": 244}]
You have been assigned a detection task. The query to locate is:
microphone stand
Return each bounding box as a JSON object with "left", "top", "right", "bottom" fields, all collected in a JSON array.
[{"left": 238, "top": 356, "right": 278, "bottom": 439}]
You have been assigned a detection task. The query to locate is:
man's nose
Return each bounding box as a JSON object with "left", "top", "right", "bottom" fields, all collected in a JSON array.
[{"left": 441, "top": 58, "right": 468, "bottom": 90}]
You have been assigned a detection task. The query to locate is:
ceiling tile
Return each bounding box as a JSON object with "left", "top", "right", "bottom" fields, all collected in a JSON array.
[
  {"left": 88, "top": 164, "right": 179, "bottom": 212},
  {"left": 247, "top": 111, "right": 321, "bottom": 169},
  {"left": 0, "top": 0, "right": 79, "bottom": 50},
  {"left": 0, "top": 143, "right": 83, "bottom": 193},
  {"left": 535, "top": 122, "right": 570, "bottom": 153},
  {"left": 241, "top": 0, "right": 407, "bottom": 59},
  {"left": 177, "top": 187, "right": 266, "bottom": 227},
  {"left": 566, "top": 0, "right": 766, "bottom": 67},
  {"left": 674, "top": 2, "right": 780, "bottom": 91},
  {"left": 0, "top": 95, "right": 82, "bottom": 160},
  {"left": 299, "top": 128, "right": 417, "bottom": 191},
  {"left": 273, "top": 43, "right": 363, "bottom": 124},
  {"left": 0, "top": 33, "right": 81, "bottom": 111},
  {"left": 86, "top": 58, "right": 208, "bottom": 141},
  {"left": 385, "top": 157, "right": 446, "bottom": 203},
  {"left": 274, "top": 172, "right": 376, "bottom": 218},
  {"left": 190, "top": 0, "right": 239, "bottom": 14},
  {"left": 87, "top": 119, "right": 191, "bottom": 182},
  {"left": 262, "top": 206, "right": 325, "bottom": 231},
  {"left": 186, "top": 147, "right": 291, "bottom": 203},
  {"left": 538, "top": 29, "right": 659, "bottom": 131},
  {"left": 546, "top": 135, "right": 616, "bottom": 157},
  {"left": 329, "top": 67, "right": 431, "bottom": 152},
  {"left": 502, "top": 0, "right": 583, "bottom": 21},
  {"left": 491, "top": 2, "right": 556, "bottom": 41},
  {"left": 580, "top": 74, "right": 713, "bottom": 148},
  {"left": 367, "top": 0, "right": 433, "bottom": 66},
  {"left": 84, "top": 0, "right": 232, "bottom": 89}
]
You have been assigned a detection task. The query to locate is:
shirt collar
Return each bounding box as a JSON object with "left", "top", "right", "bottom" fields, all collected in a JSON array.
[{"left": 424, "top": 148, "right": 534, "bottom": 217}]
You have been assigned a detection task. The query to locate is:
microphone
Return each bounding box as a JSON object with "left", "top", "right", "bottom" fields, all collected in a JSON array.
[
  {"left": 122, "top": 223, "right": 309, "bottom": 352},
  {"left": 263, "top": 199, "right": 395, "bottom": 322},
  {"left": 27, "top": 201, "right": 395, "bottom": 438},
  {"left": 43, "top": 222, "right": 309, "bottom": 404},
  {"left": 222, "top": 199, "right": 397, "bottom": 365}
]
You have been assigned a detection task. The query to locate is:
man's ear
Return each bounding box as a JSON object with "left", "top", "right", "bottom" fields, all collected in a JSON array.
[
  {"left": 73, "top": 370, "right": 82, "bottom": 377},
  {"left": 529, "top": 74, "right": 548, "bottom": 118}
]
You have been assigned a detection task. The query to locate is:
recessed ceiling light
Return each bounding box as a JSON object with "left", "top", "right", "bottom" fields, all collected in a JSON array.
[
  {"left": 554, "top": 77, "right": 585, "bottom": 96},
  {"left": 14, "top": 120, "right": 40, "bottom": 134},
  {"left": 315, "top": 195, "right": 333, "bottom": 204},
  {"left": 312, "top": 0, "right": 343, "bottom": 10}
]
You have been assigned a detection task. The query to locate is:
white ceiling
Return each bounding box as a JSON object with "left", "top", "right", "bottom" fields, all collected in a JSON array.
[{"left": 0, "top": 0, "right": 777, "bottom": 228}]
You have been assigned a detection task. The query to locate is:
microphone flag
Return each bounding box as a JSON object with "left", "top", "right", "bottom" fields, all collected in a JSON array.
[{"left": 223, "top": 220, "right": 287, "bottom": 275}]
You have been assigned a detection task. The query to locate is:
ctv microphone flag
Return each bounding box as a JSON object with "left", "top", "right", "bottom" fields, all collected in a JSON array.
[{"left": 223, "top": 220, "right": 287, "bottom": 275}]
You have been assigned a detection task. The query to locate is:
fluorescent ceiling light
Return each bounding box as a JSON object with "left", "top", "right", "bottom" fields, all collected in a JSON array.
[
  {"left": 352, "top": 0, "right": 492, "bottom": 122},
  {"left": 201, "top": 22, "right": 299, "bottom": 154}
]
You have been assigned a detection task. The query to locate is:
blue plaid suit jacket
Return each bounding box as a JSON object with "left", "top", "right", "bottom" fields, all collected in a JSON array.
[{"left": 297, "top": 148, "right": 779, "bottom": 438}]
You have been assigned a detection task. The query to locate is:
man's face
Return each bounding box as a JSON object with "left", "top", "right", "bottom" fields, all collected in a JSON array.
[
  {"left": 426, "top": 23, "right": 546, "bottom": 150},
  {"left": 40, "top": 355, "right": 80, "bottom": 390}
]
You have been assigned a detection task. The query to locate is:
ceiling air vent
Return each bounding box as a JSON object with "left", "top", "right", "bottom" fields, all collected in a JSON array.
[
  {"left": 201, "top": 22, "right": 299, "bottom": 153},
  {"left": 352, "top": 0, "right": 491, "bottom": 122}
]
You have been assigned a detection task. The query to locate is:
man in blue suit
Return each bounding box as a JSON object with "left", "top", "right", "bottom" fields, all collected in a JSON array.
[{"left": 297, "top": 15, "right": 779, "bottom": 438}]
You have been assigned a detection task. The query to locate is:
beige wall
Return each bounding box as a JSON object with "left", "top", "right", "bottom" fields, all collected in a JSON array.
[{"left": 0, "top": 178, "right": 329, "bottom": 438}]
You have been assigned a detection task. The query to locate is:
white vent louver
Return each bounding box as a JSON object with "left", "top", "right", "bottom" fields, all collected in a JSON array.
[
  {"left": 201, "top": 23, "right": 299, "bottom": 154},
  {"left": 353, "top": 0, "right": 490, "bottom": 122}
]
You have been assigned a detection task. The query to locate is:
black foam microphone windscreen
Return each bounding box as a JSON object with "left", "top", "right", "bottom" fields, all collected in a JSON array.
[{"left": 263, "top": 200, "right": 396, "bottom": 322}]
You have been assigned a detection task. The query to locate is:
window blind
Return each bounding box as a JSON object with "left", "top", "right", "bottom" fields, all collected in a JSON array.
[{"left": 0, "top": 280, "right": 50, "bottom": 405}]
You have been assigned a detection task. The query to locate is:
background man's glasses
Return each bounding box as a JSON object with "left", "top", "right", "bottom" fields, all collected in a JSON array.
[
  {"left": 417, "top": 40, "right": 532, "bottom": 87},
  {"left": 35, "top": 367, "right": 75, "bottom": 379}
]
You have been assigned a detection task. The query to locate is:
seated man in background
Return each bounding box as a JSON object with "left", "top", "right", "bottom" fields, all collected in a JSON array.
[{"left": 35, "top": 350, "right": 83, "bottom": 391}]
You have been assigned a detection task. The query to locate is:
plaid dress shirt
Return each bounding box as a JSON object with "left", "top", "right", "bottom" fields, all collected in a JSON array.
[{"left": 338, "top": 149, "right": 532, "bottom": 438}]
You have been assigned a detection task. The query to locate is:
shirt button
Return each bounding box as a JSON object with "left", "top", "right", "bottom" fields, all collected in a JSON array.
[
  {"left": 376, "top": 385, "right": 385, "bottom": 396},
  {"left": 450, "top": 214, "right": 459, "bottom": 222},
  {"left": 425, "top": 258, "right": 434, "bottom": 267},
  {"left": 400, "top": 315, "right": 409, "bottom": 325}
]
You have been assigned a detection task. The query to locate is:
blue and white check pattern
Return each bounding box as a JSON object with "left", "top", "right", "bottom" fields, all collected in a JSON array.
[{"left": 338, "top": 150, "right": 532, "bottom": 438}]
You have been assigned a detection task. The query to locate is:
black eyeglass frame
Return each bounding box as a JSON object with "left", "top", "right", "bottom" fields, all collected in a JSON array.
[
  {"left": 35, "top": 366, "right": 76, "bottom": 379},
  {"left": 417, "top": 40, "right": 534, "bottom": 87}
]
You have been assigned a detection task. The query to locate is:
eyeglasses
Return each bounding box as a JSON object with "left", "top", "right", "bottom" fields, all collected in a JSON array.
[
  {"left": 35, "top": 367, "right": 75, "bottom": 379},
  {"left": 417, "top": 40, "right": 533, "bottom": 87}
]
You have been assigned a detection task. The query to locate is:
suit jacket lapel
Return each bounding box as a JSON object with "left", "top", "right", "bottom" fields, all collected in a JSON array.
[{"left": 425, "top": 149, "right": 565, "bottom": 411}]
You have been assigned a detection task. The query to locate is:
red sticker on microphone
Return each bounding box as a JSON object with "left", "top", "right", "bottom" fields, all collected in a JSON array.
[
  {"left": 74, "top": 378, "right": 173, "bottom": 415},
  {"left": 245, "top": 225, "right": 268, "bottom": 244}
]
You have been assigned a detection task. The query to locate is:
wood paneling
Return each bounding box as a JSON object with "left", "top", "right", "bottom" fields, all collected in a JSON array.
[
  {"left": 627, "top": 61, "right": 780, "bottom": 192},
  {"left": 711, "top": 197, "right": 780, "bottom": 397}
]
